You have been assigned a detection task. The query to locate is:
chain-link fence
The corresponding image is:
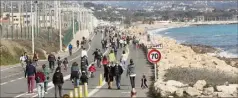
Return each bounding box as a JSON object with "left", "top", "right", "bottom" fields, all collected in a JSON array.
[{"left": 62, "top": 20, "right": 79, "bottom": 47}]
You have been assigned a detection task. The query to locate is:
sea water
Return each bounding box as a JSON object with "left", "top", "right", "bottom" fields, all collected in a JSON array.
[{"left": 156, "top": 24, "right": 238, "bottom": 58}]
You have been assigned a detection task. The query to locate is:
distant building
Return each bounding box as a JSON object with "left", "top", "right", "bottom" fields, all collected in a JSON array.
[{"left": 196, "top": 16, "right": 205, "bottom": 21}]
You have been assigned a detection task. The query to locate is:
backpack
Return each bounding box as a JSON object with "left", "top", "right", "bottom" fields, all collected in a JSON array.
[{"left": 54, "top": 72, "right": 62, "bottom": 82}]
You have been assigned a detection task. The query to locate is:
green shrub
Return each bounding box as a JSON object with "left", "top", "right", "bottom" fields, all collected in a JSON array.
[{"left": 164, "top": 67, "right": 238, "bottom": 86}]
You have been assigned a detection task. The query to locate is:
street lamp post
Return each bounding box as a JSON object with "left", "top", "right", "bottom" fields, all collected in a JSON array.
[
  {"left": 72, "top": 10, "right": 75, "bottom": 38},
  {"left": 59, "top": 2, "right": 62, "bottom": 52},
  {"left": 31, "top": 0, "right": 35, "bottom": 54}
]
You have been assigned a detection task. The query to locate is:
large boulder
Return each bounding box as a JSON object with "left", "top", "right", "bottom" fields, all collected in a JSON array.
[
  {"left": 213, "top": 92, "right": 234, "bottom": 97},
  {"left": 175, "top": 88, "right": 184, "bottom": 97},
  {"left": 154, "top": 81, "right": 178, "bottom": 97},
  {"left": 185, "top": 87, "right": 201, "bottom": 96},
  {"left": 166, "top": 80, "right": 187, "bottom": 88},
  {"left": 193, "top": 80, "right": 206, "bottom": 91},
  {"left": 216, "top": 84, "right": 238, "bottom": 96},
  {"left": 203, "top": 87, "right": 214, "bottom": 95}
]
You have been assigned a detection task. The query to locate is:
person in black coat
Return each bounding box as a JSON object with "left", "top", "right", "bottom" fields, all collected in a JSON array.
[
  {"left": 52, "top": 67, "right": 64, "bottom": 98},
  {"left": 104, "top": 62, "right": 114, "bottom": 89},
  {"left": 113, "top": 62, "right": 123, "bottom": 89}
]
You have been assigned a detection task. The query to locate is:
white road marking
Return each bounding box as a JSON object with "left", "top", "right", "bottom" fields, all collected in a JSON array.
[
  {"left": 0, "top": 77, "right": 24, "bottom": 86},
  {"left": 1, "top": 65, "right": 21, "bottom": 72},
  {"left": 0, "top": 72, "right": 23, "bottom": 79}
]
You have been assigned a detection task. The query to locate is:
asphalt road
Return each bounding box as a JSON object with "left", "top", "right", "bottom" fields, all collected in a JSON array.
[
  {"left": 0, "top": 32, "right": 97, "bottom": 97},
  {"left": 0, "top": 32, "right": 151, "bottom": 97},
  {"left": 91, "top": 43, "right": 152, "bottom": 97}
]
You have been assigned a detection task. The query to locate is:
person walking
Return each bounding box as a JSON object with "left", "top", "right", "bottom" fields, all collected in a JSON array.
[
  {"left": 53, "top": 67, "right": 64, "bottom": 98},
  {"left": 113, "top": 62, "right": 123, "bottom": 89},
  {"left": 76, "top": 40, "right": 80, "bottom": 48},
  {"left": 80, "top": 71, "right": 88, "bottom": 84},
  {"left": 104, "top": 62, "right": 114, "bottom": 89},
  {"left": 20, "top": 54, "right": 27, "bottom": 72},
  {"left": 120, "top": 50, "right": 128, "bottom": 70},
  {"left": 127, "top": 59, "right": 136, "bottom": 89},
  {"left": 48, "top": 53, "right": 56, "bottom": 72},
  {"left": 88, "top": 64, "right": 96, "bottom": 78},
  {"left": 63, "top": 58, "right": 69, "bottom": 71},
  {"left": 141, "top": 74, "right": 148, "bottom": 89},
  {"left": 35, "top": 69, "right": 46, "bottom": 98},
  {"left": 25, "top": 59, "right": 36, "bottom": 93},
  {"left": 32, "top": 52, "right": 39, "bottom": 66},
  {"left": 57, "top": 56, "right": 62, "bottom": 68},
  {"left": 42, "top": 64, "right": 50, "bottom": 93},
  {"left": 68, "top": 44, "right": 73, "bottom": 56},
  {"left": 81, "top": 47, "right": 88, "bottom": 58},
  {"left": 70, "top": 62, "right": 80, "bottom": 87},
  {"left": 108, "top": 50, "right": 116, "bottom": 63},
  {"left": 102, "top": 56, "right": 109, "bottom": 72}
]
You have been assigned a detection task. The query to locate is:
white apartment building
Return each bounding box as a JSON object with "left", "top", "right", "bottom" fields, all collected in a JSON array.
[{"left": 2, "top": 12, "right": 37, "bottom": 28}]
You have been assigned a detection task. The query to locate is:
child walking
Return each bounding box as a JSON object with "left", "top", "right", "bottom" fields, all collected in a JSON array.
[
  {"left": 141, "top": 74, "right": 148, "bottom": 89},
  {"left": 88, "top": 64, "right": 96, "bottom": 78},
  {"left": 63, "top": 58, "right": 69, "bottom": 71}
]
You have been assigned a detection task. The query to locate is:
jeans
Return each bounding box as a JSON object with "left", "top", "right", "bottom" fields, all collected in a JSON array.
[
  {"left": 129, "top": 76, "right": 135, "bottom": 88},
  {"left": 54, "top": 84, "right": 62, "bottom": 98},
  {"left": 73, "top": 79, "right": 80, "bottom": 87},
  {"left": 27, "top": 75, "right": 35, "bottom": 93},
  {"left": 37, "top": 82, "right": 44, "bottom": 98},
  {"left": 44, "top": 81, "right": 48, "bottom": 92},
  {"left": 115, "top": 75, "right": 121, "bottom": 88}
]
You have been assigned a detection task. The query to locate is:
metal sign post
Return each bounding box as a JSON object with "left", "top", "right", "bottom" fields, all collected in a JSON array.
[{"left": 147, "top": 48, "right": 161, "bottom": 81}]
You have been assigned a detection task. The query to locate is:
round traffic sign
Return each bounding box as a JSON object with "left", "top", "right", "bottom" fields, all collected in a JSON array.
[{"left": 147, "top": 49, "right": 161, "bottom": 63}]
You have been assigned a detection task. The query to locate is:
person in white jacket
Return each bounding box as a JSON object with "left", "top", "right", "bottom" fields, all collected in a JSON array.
[
  {"left": 120, "top": 50, "right": 128, "bottom": 70},
  {"left": 81, "top": 48, "right": 88, "bottom": 58}
]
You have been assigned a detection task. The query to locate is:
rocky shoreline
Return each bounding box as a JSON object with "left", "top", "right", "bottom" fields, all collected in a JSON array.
[
  {"left": 181, "top": 43, "right": 238, "bottom": 67},
  {"left": 127, "top": 25, "right": 238, "bottom": 97}
]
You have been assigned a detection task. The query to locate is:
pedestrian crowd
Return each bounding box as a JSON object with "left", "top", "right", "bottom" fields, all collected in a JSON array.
[{"left": 21, "top": 25, "right": 148, "bottom": 98}]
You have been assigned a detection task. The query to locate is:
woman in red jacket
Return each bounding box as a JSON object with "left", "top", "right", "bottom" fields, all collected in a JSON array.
[{"left": 35, "top": 70, "right": 45, "bottom": 97}]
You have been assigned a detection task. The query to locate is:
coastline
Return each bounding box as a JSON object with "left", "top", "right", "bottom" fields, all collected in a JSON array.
[
  {"left": 128, "top": 23, "right": 238, "bottom": 97},
  {"left": 139, "top": 22, "right": 238, "bottom": 67},
  {"left": 128, "top": 21, "right": 238, "bottom": 72}
]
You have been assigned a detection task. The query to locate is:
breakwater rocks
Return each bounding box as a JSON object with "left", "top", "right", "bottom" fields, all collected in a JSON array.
[
  {"left": 131, "top": 32, "right": 238, "bottom": 98},
  {"left": 154, "top": 80, "right": 238, "bottom": 97}
]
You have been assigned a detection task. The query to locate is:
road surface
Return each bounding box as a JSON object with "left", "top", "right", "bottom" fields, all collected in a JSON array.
[{"left": 0, "top": 32, "right": 152, "bottom": 97}]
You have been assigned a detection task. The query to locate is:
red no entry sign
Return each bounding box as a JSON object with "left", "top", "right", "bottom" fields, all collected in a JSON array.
[{"left": 147, "top": 49, "right": 161, "bottom": 63}]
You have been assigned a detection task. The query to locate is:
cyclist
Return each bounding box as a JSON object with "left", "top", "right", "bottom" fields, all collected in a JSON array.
[
  {"left": 70, "top": 62, "right": 80, "bottom": 87},
  {"left": 68, "top": 44, "right": 73, "bottom": 56},
  {"left": 81, "top": 56, "right": 89, "bottom": 75}
]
